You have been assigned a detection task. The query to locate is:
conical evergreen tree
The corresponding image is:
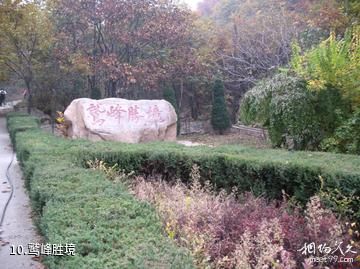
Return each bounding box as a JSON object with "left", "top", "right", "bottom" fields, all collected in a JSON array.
[
  {"left": 163, "top": 84, "right": 180, "bottom": 135},
  {"left": 90, "top": 86, "right": 101, "bottom": 100},
  {"left": 211, "top": 79, "right": 231, "bottom": 134}
]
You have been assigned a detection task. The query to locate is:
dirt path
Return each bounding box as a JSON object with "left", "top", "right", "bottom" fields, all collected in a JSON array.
[{"left": 0, "top": 117, "right": 43, "bottom": 269}]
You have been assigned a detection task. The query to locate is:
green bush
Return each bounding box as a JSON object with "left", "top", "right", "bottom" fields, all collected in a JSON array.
[
  {"left": 240, "top": 74, "right": 351, "bottom": 150},
  {"left": 6, "top": 113, "right": 40, "bottom": 146},
  {"left": 291, "top": 28, "right": 360, "bottom": 107},
  {"left": 268, "top": 76, "right": 318, "bottom": 149},
  {"left": 321, "top": 108, "right": 360, "bottom": 154},
  {"left": 239, "top": 78, "right": 272, "bottom": 126},
  {"left": 240, "top": 74, "right": 320, "bottom": 149},
  {"left": 8, "top": 114, "right": 194, "bottom": 269}
]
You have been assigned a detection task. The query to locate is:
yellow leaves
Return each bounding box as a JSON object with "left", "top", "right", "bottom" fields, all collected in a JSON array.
[
  {"left": 55, "top": 111, "right": 65, "bottom": 124},
  {"left": 165, "top": 220, "right": 177, "bottom": 240},
  {"left": 308, "top": 79, "right": 326, "bottom": 91},
  {"left": 292, "top": 28, "right": 360, "bottom": 107},
  {"left": 290, "top": 41, "right": 305, "bottom": 76},
  {"left": 55, "top": 111, "right": 68, "bottom": 136},
  {"left": 347, "top": 222, "right": 359, "bottom": 242},
  {"left": 70, "top": 54, "right": 90, "bottom": 74}
]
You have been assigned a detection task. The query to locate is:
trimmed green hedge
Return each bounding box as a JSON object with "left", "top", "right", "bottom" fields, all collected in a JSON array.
[
  {"left": 8, "top": 113, "right": 360, "bottom": 246},
  {"left": 79, "top": 141, "right": 360, "bottom": 222},
  {"left": 80, "top": 141, "right": 360, "bottom": 202},
  {"left": 7, "top": 113, "right": 194, "bottom": 269},
  {"left": 7, "top": 113, "right": 40, "bottom": 146}
]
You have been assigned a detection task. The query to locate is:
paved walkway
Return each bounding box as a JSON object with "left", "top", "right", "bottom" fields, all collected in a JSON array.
[
  {"left": 0, "top": 100, "right": 22, "bottom": 117},
  {"left": 0, "top": 116, "right": 43, "bottom": 269}
]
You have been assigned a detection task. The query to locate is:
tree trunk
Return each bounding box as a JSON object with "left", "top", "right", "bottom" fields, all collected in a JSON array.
[
  {"left": 50, "top": 89, "right": 56, "bottom": 134},
  {"left": 344, "top": 0, "right": 349, "bottom": 15},
  {"left": 104, "top": 81, "right": 110, "bottom": 97},
  {"left": 88, "top": 75, "right": 96, "bottom": 97},
  {"left": 25, "top": 80, "right": 32, "bottom": 114},
  {"left": 179, "top": 78, "right": 184, "bottom": 110},
  {"left": 110, "top": 80, "right": 116, "bottom": 97}
]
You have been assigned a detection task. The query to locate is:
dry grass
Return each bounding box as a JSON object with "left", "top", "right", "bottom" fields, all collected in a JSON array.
[
  {"left": 124, "top": 165, "right": 356, "bottom": 269},
  {"left": 178, "top": 132, "right": 270, "bottom": 148}
]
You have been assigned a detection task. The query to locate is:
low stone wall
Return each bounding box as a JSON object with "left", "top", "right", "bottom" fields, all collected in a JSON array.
[
  {"left": 231, "top": 124, "right": 269, "bottom": 142},
  {"left": 179, "top": 119, "right": 269, "bottom": 143},
  {"left": 180, "top": 119, "right": 212, "bottom": 135}
]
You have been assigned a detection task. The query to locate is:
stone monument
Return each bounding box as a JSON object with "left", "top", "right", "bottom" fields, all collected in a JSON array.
[{"left": 64, "top": 98, "right": 177, "bottom": 143}]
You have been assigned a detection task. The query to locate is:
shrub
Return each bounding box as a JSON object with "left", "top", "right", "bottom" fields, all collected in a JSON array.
[
  {"left": 6, "top": 113, "right": 40, "bottom": 146},
  {"left": 324, "top": 108, "right": 360, "bottom": 154},
  {"left": 313, "top": 86, "right": 351, "bottom": 138},
  {"left": 287, "top": 28, "right": 360, "bottom": 154},
  {"left": 7, "top": 114, "right": 194, "bottom": 269},
  {"left": 267, "top": 76, "right": 319, "bottom": 149},
  {"left": 291, "top": 27, "right": 360, "bottom": 107},
  {"left": 240, "top": 74, "right": 352, "bottom": 150},
  {"left": 240, "top": 74, "right": 320, "bottom": 149},
  {"left": 239, "top": 78, "right": 272, "bottom": 126},
  {"left": 211, "top": 79, "right": 231, "bottom": 134},
  {"left": 129, "top": 170, "right": 356, "bottom": 269}
]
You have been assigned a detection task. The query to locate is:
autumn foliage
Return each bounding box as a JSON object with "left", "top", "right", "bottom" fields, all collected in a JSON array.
[
  {"left": 51, "top": 0, "right": 202, "bottom": 96},
  {"left": 129, "top": 167, "right": 357, "bottom": 269}
]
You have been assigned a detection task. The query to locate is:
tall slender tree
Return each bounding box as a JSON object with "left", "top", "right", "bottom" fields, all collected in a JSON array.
[
  {"left": 163, "top": 84, "right": 180, "bottom": 134},
  {"left": 211, "top": 79, "right": 230, "bottom": 134}
]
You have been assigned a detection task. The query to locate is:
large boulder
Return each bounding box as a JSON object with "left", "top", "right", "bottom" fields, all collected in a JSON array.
[{"left": 64, "top": 98, "right": 177, "bottom": 143}]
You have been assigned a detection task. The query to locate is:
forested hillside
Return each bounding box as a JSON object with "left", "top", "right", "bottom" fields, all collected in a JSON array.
[{"left": 0, "top": 0, "right": 359, "bottom": 149}]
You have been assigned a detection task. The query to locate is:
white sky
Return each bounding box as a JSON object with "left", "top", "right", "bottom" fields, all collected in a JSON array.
[{"left": 181, "top": 0, "right": 202, "bottom": 10}]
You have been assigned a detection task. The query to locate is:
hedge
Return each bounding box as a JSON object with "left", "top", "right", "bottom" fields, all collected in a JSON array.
[
  {"left": 7, "top": 113, "right": 194, "bottom": 269},
  {"left": 79, "top": 141, "right": 360, "bottom": 222},
  {"left": 79, "top": 142, "right": 359, "bottom": 198},
  {"left": 6, "top": 112, "right": 40, "bottom": 145},
  {"left": 8, "top": 114, "right": 360, "bottom": 234}
]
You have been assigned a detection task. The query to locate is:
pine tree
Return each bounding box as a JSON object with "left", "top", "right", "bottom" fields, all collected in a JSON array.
[
  {"left": 211, "top": 79, "right": 231, "bottom": 134},
  {"left": 90, "top": 86, "right": 101, "bottom": 100},
  {"left": 163, "top": 84, "right": 180, "bottom": 135}
]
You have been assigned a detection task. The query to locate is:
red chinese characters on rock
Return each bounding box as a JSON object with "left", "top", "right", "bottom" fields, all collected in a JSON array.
[
  {"left": 66, "top": 98, "right": 177, "bottom": 143},
  {"left": 86, "top": 104, "right": 106, "bottom": 126},
  {"left": 147, "top": 105, "right": 165, "bottom": 123},
  {"left": 86, "top": 103, "right": 167, "bottom": 126},
  {"left": 128, "top": 105, "right": 143, "bottom": 122},
  {"left": 107, "top": 104, "right": 126, "bottom": 124}
]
